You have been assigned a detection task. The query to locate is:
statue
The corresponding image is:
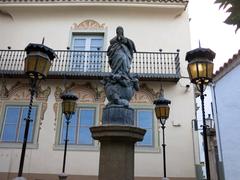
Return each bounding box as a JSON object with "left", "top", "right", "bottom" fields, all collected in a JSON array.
[
  {"left": 107, "top": 26, "right": 136, "bottom": 77},
  {"left": 101, "top": 26, "right": 139, "bottom": 108}
]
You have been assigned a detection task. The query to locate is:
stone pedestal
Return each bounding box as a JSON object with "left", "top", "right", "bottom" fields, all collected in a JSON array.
[
  {"left": 13, "top": 177, "right": 27, "bottom": 180},
  {"left": 90, "top": 125, "right": 146, "bottom": 180},
  {"left": 102, "top": 106, "right": 134, "bottom": 125},
  {"left": 58, "top": 173, "right": 68, "bottom": 180}
]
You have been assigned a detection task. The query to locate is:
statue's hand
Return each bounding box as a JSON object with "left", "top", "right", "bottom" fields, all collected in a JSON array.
[{"left": 117, "top": 36, "right": 122, "bottom": 41}]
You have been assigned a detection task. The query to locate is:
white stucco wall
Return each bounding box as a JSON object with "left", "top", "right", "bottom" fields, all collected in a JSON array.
[{"left": 213, "top": 64, "right": 240, "bottom": 180}]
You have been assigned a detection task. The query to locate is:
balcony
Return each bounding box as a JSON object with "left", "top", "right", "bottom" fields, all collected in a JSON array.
[{"left": 0, "top": 50, "right": 180, "bottom": 81}]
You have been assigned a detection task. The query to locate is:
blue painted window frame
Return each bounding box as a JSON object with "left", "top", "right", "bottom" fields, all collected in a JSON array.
[
  {"left": 0, "top": 105, "right": 37, "bottom": 143},
  {"left": 59, "top": 107, "right": 96, "bottom": 146},
  {"left": 70, "top": 34, "right": 104, "bottom": 72},
  {"left": 135, "top": 109, "right": 154, "bottom": 147}
]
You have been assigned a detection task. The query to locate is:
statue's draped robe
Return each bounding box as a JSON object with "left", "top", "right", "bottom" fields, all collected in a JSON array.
[{"left": 107, "top": 36, "right": 136, "bottom": 76}]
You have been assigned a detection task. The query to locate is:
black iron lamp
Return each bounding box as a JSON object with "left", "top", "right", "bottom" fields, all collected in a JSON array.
[
  {"left": 154, "top": 94, "right": 171, "bottom": 123},
  {"left": 186, "top": 47, "right": 215, "bottom": 180},
  {"left": 186, "top": 47, "right": 215, "bottom": 89},
  {"left": 61, "top": 92, "right": 78, "bottom": 121},
  {"left": 206, "top": 114, "right": 214, "bottom": 129},
  {"left": 25, "top": 43, "right": 55, "bottom": 80},
  {"left": 17, "top": 43, "right": 56, "bottom": 179},
  {"left": 153, "top": 88, "right": 171, "bottom": 180},
  {"left": 60, "top": 92, "right": 78, "bottom": 179}
]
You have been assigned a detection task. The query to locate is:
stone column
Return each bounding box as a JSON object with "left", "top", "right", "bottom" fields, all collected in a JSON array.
[{"left": 90, "top": 106, "right": 146, "bottom": 180}]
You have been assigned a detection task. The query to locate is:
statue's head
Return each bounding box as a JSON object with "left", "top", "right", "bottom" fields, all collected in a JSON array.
[{"left": 116, "top": 26, "right": 124, "bottom": 36}]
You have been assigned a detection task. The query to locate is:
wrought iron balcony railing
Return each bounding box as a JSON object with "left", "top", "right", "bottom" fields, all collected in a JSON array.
[{"left": 0, "top": 50, "right": 180, "bottom": 81}]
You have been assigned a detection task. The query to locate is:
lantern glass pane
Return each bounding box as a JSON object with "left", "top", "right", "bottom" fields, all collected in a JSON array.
[
  {"left": 207, "top": 62, "right": 214, "bottom": 79},
  {"left": 43, "top": 60, "right": 51, "bottom": 77},
  {"left": 165, "top": 107, "right": 170, "bottom": 119},
  {"left": 35, "top": 57, "right": 50, "bottom": 78},
  {"left": 66, "top": 102, "right": 71, "bottom": 113},
  {"left": 62, "top": 100, "right": 77, "bottom": 115},
  {"left": 155, "top": 105, "right": 170, "bottom": 120},
  {"left": 162, "top": 106, "right": 170, "bottom": 119},
  {"left": 188, "top": 63, "right": 197, "bottom": 80},
  {"left": 25, "top": 56, "right": 37, "bottom": 74},
  {"left": 197, "top": 62, "right": 207, "bottom": 79},
  {"left": 62, "top": 101, "right": 67, "bottom": 113},
  {"left": 70, "top": 102, "right": 75, "bottom": 113},
  {"left": 160, "top": 107, "right": 166, "bottom": 118},
  {"left": 63, "top": 101, "right": 69, "bottom": 114},
  {"left": 155, "top": 106, "right": 161, "bottom": 119}
]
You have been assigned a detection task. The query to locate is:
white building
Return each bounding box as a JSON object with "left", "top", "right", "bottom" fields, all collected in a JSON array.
[
  {"left": 212, "top": 50, "right": 240, "bottom": 180},
  {"left": 0, "top": 1, "right": 199, "bottom": 179}
]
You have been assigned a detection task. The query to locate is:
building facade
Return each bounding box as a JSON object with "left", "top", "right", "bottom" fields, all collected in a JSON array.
[
  {"left": 0, "top": 1, "right": 198, "bottom": 179},
  {"left": 212, "top": 50, "right": 240, "bottom": 180}
]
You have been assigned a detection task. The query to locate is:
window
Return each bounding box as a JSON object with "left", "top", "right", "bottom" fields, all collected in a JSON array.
[
  {"left": 135, "top": 109, "right": 154, "bottom": 147},
  {"left": 0, "top": 105, "right": 37, "bottom": 143},
  {"left": 59, "top": 107, "right": 95, "bottom": 145},
  {"left": 71, "top": 34, "right": 104, "bottom": 72}
]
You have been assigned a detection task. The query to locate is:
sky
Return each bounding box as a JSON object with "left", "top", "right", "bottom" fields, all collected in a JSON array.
[{"left": 188, "top": 0, "right": 240, "bottom": 72}]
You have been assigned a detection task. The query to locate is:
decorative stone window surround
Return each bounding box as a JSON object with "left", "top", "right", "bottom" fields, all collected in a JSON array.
[
  {"left": 0, "top": 81, "right": 51, "bottom": 148},
  {"left": 130, "top": 84, "right": 161, "bottom": 152},
  {"left": 53, "top": 82, "right": 104, "bottom": 151},
  {"left": 69, "top": 19, "right": 108, "bottom": 51}
]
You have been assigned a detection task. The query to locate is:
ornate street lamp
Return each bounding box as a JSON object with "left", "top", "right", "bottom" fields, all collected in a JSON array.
[
  {"left": 153, "top": 88, "right": 171, "bottom": 180},
  {"left": 59, "top": 92, "right": 78, "bottom": 180},
  {"left": 17, "top": 43, "right": 56, "bottom": 179},
  {"left": 186, "top": 47, "right": 215, "bottom": 180},
  {"left": 206, "top": 114, "right": 214, "bottom": 129}
]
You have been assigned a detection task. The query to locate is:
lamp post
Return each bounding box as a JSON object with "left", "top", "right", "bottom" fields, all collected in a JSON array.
[
  {"left": 153, "top": 88, "right": 171, "bottom": 180},
  {"left": 16, "top": 43, "right": 55, "bottom": 179},
  {"left": 186, "top": 47, "right": 215, "bottom": 180},
  {"left": 59, "top": 92, "right": 78, "bottom": 180}
]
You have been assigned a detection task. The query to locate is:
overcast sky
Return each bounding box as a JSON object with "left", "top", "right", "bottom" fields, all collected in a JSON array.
[{"left": 188, "top": 0, "right": 240, "bottom": 72}]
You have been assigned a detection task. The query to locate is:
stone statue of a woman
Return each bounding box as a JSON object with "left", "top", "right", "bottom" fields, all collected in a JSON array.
[
  {"left": 107, "top": 26, "right": 136, "bottom": 78},
  {"left": 102, "top": 27, "right": 139, "bottom": 107}
]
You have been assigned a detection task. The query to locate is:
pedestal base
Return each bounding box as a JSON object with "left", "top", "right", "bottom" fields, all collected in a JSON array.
[
  {"left": 102, "top": 106, "right": 134, "bottom": 125},
  {"left": 58, "top": 173, "right": 68, "bottom": 180},
  {"left": 13, "top": 177, "right": 27, "bottom": 180},
  {"left": 162, "top": 177, "right": 170, "bottom": 180},
  {"left": 90, "top": 125, "right": 146, "bottom": 180}
]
